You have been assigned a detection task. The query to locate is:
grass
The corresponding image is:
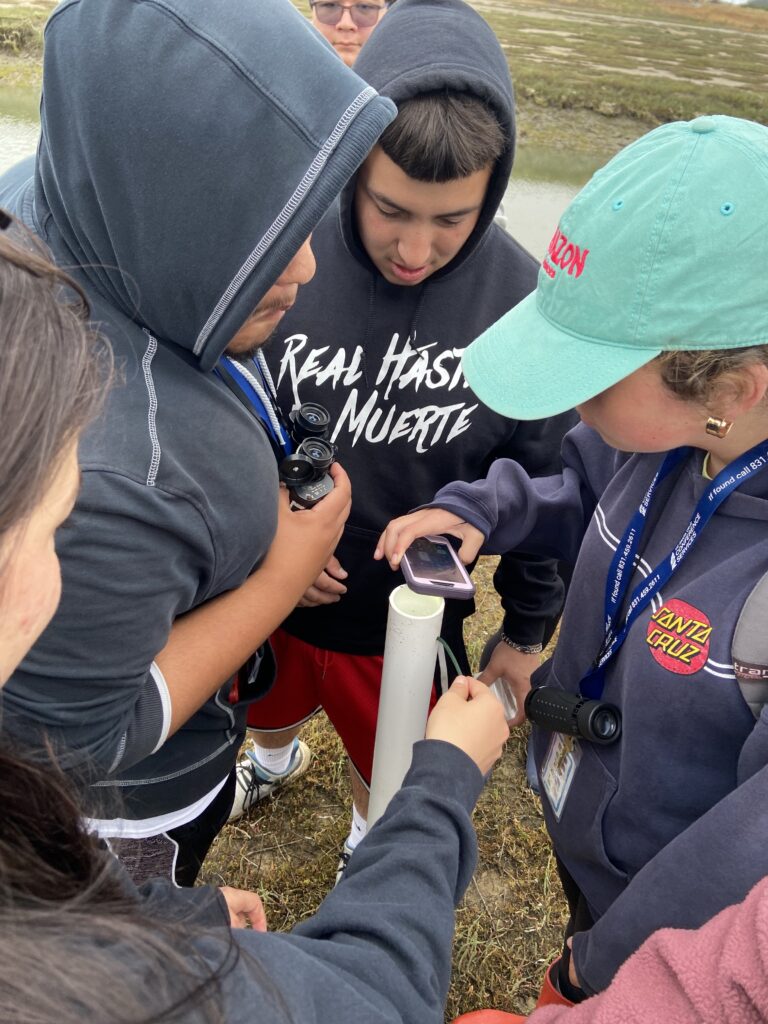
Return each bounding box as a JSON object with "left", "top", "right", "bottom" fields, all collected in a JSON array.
[
  {"left": 201, "top": 559, "right": 566, "bottom": 1018},
  {"left": 5, "top": 1, "right": 767, "bottom": 150},
  {"left": 0, "top": 1, "right": 51, "bottom": 88},
  {"left": 476, "top": 0, "right": 768, "bottom": 126},
  {"left": 0, "top": 3, "right": 50, "bottom": 58}
]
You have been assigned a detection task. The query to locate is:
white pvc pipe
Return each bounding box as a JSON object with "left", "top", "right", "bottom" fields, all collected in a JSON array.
[{"left": 367, "top": 585, "right": 445, "bottom": 827}]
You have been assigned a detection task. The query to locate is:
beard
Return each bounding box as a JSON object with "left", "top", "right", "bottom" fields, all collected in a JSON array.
[{"left": 228, "top": 331, "right": 275, "bottom": 360}]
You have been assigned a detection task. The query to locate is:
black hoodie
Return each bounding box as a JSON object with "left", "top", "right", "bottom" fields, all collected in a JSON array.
[{"left": 266, "top": 0, "right": 575, "bottom": 656}]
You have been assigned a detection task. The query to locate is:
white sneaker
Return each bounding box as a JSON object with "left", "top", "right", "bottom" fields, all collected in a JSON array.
[
  {"left": 335, "top": 839, "right": 354, "bottom": 886},
  {"left": 228, "top": 738, "right": 311, "bottom": 822}
]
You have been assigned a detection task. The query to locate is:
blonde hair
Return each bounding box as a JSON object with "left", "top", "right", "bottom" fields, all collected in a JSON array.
[{"left": 656, "top": 346, "right": 768, "bottom": 408}]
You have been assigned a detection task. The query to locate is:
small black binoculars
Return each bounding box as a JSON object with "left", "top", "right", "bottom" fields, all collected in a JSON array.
[
  {"left": 278, "top": 403, "right": 336, "bottom": 510},
  {"left": 525, "top": 686, "right": 622, "bottom": 745}
]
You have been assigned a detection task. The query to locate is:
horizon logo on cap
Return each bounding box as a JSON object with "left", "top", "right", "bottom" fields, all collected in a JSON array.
[{"left": 542, "top": 227, "right": 589, "bottom": 281}]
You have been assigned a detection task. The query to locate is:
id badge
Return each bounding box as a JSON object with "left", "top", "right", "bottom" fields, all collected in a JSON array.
[{"left": 541, "top": 733, "right": 582, "bottom": 820}]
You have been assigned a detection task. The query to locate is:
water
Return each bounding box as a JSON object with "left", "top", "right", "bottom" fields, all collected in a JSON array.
[
  {"left": 0, "top": 112, "right": 38, "bottom": 177},
  {"left": 0, "top": 92, "right": 600, "bottom": 258}
]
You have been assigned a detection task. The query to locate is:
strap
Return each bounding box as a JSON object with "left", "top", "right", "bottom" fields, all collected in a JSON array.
[{"left": 733, "top": 571, "right": 768, "bottom": 720}]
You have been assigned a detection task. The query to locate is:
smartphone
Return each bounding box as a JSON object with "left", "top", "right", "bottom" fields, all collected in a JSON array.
[{"left": 400, "top": 535, "right": 475, "bottom": 600}]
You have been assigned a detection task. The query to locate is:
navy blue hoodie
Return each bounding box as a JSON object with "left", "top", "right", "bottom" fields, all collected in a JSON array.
[
  {"left": 430, "top": 423, "right": 768, "bottom": 993},
  {"left": 0, "top": 0, "right": 394, "bottom": 817},
  {"left": 265, "top": 0, "right": 574, "bottom": 657}
]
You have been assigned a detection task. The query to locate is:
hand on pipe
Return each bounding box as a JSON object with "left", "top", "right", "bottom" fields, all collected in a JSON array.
[
  {"left": 426, "top": 676, "right": 510, "bottom": 776},
  {"left": 373, "top": 508, "right": 484, "bottom": 569}
]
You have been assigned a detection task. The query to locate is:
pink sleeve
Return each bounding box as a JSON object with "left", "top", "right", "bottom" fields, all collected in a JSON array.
[{"left": 529, "top": 876, "right": 768, "bottom": 1024}]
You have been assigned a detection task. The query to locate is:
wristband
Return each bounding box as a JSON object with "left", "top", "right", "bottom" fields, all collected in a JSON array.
[{"left": 500, "top": 633, "right": 543, "bottom": 656}]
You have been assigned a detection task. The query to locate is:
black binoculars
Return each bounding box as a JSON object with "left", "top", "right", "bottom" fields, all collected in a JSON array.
[
  {"left": 279, "top": 403, "right": 337, "bottom": 510},
  {"left": 524, "top": 686, "right": 622, "bottom": 745}
]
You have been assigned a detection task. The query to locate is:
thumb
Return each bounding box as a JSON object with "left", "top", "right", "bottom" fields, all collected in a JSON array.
[
  {"left": 467, "top": 676, "right": 491, "bottom": 700},
  {"left": 456, "top": 533, "right": 482, "bottom": 564},
  {"left": 448, "top": 675, "right": 472, "bottom": 700}
]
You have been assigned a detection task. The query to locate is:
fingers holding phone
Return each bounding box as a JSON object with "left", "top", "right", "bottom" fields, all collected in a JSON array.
[
  {"left": 426, "top": 676, "right": 509, "bottom": 776},
  {"left": 400, "top": 536, "right": 475, "bottom": 600},
  {"left": 374, "top": 509, "right": 484, "bottom": 569}
]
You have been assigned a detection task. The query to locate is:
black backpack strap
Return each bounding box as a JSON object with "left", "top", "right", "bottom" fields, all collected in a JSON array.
[{"left": 733, "top": 572, "right": 768, "bottom": 720}]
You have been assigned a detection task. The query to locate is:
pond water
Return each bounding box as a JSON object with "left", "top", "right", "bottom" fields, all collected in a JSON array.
[{"left": 0, "top": 90, "right": 604, "bottom": 259}]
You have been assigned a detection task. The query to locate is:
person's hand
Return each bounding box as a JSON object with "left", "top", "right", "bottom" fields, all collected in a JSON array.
[
  {"left": 426, "top": 676, "right": 509, "bottom": 775},
  {"left": 566, "top": 937, "right": 582, "bottom": 990},
  {"left": 297, "top": 554, "right": 348, "bottom": 607},
  {"left": 478, "top": 642, "right": 541, "bottom": 727},
  {"left": 219, "top": 886, "right": 268, "bottom": 930},
  {"left": 374, "top": 509, "right": 484, "bottom": 569},
  {"left": 263, "top": 462, "right": 351, "bottom": 601}
]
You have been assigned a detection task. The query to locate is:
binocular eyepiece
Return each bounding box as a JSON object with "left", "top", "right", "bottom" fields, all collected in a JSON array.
[
  {"left": 524, "top": 686, "right": 622, "bottom": 745},
  {"left": 279, "top": 403, "right": 336, "bottom": 510},
  {"left": 289, "top": 403, "right": 332, "bottom": 442}
]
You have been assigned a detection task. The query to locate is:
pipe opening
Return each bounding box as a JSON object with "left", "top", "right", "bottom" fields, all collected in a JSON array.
[{"left": 390, "top": 584, "right": 444, "bottom": 620}]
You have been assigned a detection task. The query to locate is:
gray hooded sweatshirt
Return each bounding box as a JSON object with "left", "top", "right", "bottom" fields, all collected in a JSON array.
[
  {"left": 0, "top": 0, "right": 394, "bottom": 818},
  {"left": 56, "top": 741, "right": 485, "bottom": 1024}
]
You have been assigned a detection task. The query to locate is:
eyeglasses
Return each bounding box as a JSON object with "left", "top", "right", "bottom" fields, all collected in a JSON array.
[{"left": 310, "top": 2, "right": 387, "bottom": 29}]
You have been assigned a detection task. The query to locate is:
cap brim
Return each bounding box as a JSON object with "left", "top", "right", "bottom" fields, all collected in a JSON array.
[{"left": 462, "top": 291, "right": 661, "bottom": 420}]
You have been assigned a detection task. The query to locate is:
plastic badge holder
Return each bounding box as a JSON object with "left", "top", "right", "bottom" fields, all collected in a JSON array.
[{"left": 476, "top": 672, "right": 518, "bottom": 721}]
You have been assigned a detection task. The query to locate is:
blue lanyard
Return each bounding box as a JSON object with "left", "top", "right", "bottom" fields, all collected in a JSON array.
[
  {"left": 214, "top": 358, "right": 292, "bottom": 458},
  {"left": 581, "top": 439, "right": 768, "bottom": 700}
]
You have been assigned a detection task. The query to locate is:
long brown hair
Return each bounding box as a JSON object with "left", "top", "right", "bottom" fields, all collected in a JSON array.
[
  {"left": 0, "top": 220, "right": 258, "bottom": 1023},
  {"left": 0, "top": 744, "right": 240, "bottom": 1023},
  {"left": 0, "top": 222, "right": 107, "bottom": 558}
]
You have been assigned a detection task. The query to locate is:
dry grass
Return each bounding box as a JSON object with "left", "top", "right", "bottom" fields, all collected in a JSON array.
[
  {"left": 474, "top": 0, "right": 768, "bottom": 126},
  {"left": 202, "top": 559, "right": 567, "bottom": 1018}
]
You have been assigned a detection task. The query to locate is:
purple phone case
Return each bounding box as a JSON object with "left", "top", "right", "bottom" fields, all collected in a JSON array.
[{"left": 400, "top": 535, "right": 475, "bottom": 600}]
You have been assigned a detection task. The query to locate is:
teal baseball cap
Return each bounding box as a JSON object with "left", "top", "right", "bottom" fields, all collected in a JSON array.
[{"left": 463, "top": 115, "right": 768, "bottom": 419}]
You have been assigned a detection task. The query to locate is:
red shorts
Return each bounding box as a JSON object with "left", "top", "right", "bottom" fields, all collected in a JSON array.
[{"left": 247, "top": 627, "right": 438, "bottom": 785}]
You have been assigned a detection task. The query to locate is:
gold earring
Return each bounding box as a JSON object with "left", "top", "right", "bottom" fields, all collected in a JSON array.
[{"left": 705, "top": 417, "right": 733, "bottom": 439}]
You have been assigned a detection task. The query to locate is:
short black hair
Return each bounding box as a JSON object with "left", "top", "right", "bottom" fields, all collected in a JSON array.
[{"left": 379, "top": 90, "right": 505, "bottom": 183}]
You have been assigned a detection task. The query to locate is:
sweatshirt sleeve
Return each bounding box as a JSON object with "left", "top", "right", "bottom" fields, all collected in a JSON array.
[
  {"left": 490, "top": 412, "right": 575, "bottom": 647},
  {"left": 571, "top": 754, "right": 768, "bottom": 996},
  {"left": 493, "top": 554, "right": 564, "bottom": 648},
  {"left": 2, "top": 468, "right": 217, "bottom": 776},
  {"left": 530, "top": 877, "right": 768, "bottom": 1024},
  {"left": 135, "top": 878, "right": 231, "bottom": 927},
  {"left": 430, "top": 424, "right": 612, "bottom": 567},
  {"left": 200, "top": 739, "right": 484, "bottom": 1024}
]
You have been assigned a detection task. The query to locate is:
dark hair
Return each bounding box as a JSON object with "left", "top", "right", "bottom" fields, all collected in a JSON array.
[
  {"left": 0, "top": 221, "right": 107, "bottom": 564},
  {"left": 0, "top": 747, "right": 243, "bottom": 1024},
  {"left": 0, "top": 223, "right": 248, "bottom": 1023},
  {"left": 379, "top": 90, "right": 505, "bottom": 183}
]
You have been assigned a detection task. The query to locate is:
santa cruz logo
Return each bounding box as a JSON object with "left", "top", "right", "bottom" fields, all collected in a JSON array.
[
  {"left": 646, "top": 598, "right": 711, "bottom": 675},
  {"left": 542, "top": 228, "right": 590, "bottom": 281}
]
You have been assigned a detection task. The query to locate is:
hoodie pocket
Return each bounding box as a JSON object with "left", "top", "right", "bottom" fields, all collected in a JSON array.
[{"left": 534, "top": 703, "right": 628, "bottom": 916}]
